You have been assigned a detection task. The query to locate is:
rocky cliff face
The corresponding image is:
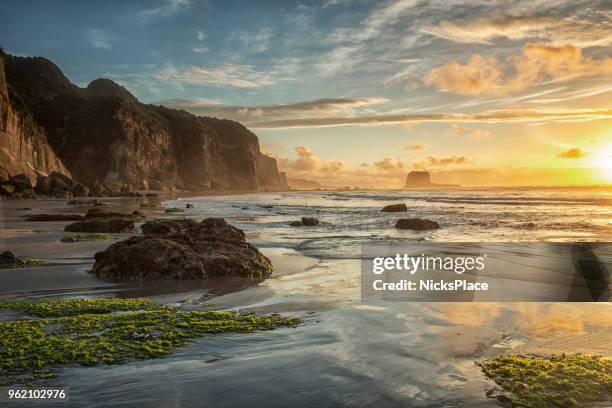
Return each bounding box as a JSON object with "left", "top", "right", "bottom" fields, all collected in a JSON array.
[
  {"left": 0, "top": 50, "right": 70, "bottom": 183},
  {"left": 2, "top": 52, "right": 288, "bottom": 192}
]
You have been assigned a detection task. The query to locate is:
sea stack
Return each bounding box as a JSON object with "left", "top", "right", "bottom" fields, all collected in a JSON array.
[{"left": 404, "top": 171, "right": 459, "bottom": 188}]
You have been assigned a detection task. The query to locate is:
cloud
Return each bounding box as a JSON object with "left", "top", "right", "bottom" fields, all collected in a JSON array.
[
  {"left": 197, "top": 30, "right": 205, "bottom": 41},
  {"left": 158, "top": 97, "right": 390, "bottom": 120},
  {"left": 281, "top": 145, "right": 348, "bottom": 176},
  {"left": 192, "top": 47, "right": 209, "bottom": 54},
  {"left": 135, "top": 0, "right": 195, "bottom": 23},
  {"left": 155, "top": 63, "right": 274, "bottom": 88},
  {"left": 86, "top": 29, "right": 112, "bottom": 50},
  {"left": 236, "top": 28, "right": 273, "bottom": 53},
  {"left": 557, "top": 148, "right": 586, "bottom": 159},
  {"left": 451, "top": 124, "right": 491, "bottom": 140},
  {"left": 242, "top": 108, "right": 612, "bottom": 129},
  {"left": 403, "top": 143, "right": 429, "bottom": 152},
  {"left": 425, "top": 43, "right": 612, "bottom": 95},
  {"left": 414, "top": 155, "right": 469, "bottom": 169},
  {"left": 421, "top": 15, "right": 612, "bottom": 48},
  {"left": 373, "top": 157, "right": 406, "bottom": 171}
]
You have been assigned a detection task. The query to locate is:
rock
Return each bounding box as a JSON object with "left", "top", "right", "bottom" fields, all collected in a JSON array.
[
  {"left": 21, "top": 189, "right": 37, "bottom": 199},
  {"left": 92, "top": 218, "right": 271, "bottom": 281},
  {"left": 67, "top": 199, "right": 108, "bottom": 206},
  {"left": 141, "top": 219, "right": 199, "bottom": 235},
  {"left": 84, "top": 208, "right": 145, "bottom": 221},
  {"left": 0, "top": 251, "right": 18, "bottom": 264},
  {"left": 64, "top": 218, "right": 134, "bottom": 233},
  {"left": 91, "top": 182, "right": 112, "bottom": 197},
  {"left": 72, "top": 183, "right": 90, "bottom": 197},
  {"left": 26, "top": 213, "right": 83, "bottom": 221},
  {"left": 145, "top": 193, "right": 159, "bottom": 197},
  {"left": 34, "top": 171, "right": 78, "bottom": 196},
  {"left": 404, "top": 171, "right": 459, "bottom": 188},
  {"left": 382, "top": 203, "right": 408, "bottom": 212},
  {"left": 289, "top": 217, "right": 320, "bottom": 227},
  {"left": 301, "top": 217, "right": 319, "bottom": 226},
  {"left": 395, "top": 218, "right": 440, "bottom": 231},
  {"left": 9, "top": 174, "right": 32, "bottom": 192},
  {"left": 185, "top": 203, "right": 194, "bottom": 208}
]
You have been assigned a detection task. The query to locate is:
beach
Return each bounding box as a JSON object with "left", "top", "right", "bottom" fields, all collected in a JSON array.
[{"left": 1, "top": 188, "right": 611, "bottom": 407}]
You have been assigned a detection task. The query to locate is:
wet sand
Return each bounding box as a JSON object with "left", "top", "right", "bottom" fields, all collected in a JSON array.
[{"left": 1, "top": 196, "right": 611, "bottom": 407}]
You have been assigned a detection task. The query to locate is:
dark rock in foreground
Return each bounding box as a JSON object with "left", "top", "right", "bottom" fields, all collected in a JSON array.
[
  {"left": 395, "top": 218, "right": 440, "bottom": 231},
  {"left": 382, "top": 203, "right": 407, "bottom": 212},
  {"left": 289, "top": 217, "right": 320, "bottom": 227},
  {"left": 26, "top": 213, "right": 83, "bottom": 222},
  {"left": 93, "top": 218, "right": 272, "bottom": 281},
  {"left": 64, "top": 218, "right": 134, "bottom": 233},
  {"left": 0, "top": 251, "right": 44, "bottom": 268}
]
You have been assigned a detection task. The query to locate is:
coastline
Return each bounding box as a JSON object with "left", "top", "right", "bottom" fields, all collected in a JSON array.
[{"left": 1, "top": 192, "right": 611, "bottom": 407}]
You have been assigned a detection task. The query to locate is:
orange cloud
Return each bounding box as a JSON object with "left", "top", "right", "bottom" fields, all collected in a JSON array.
[
  {"left": 451, "top": 124, "right": 491, "bottom": 140},
  {"left": 414, "top": 155, "right": 469, "bottom": 169},
  {"left": 373, "top": 157, "right": 406, "bottom": 171},
  {"left": 557, "top": 148, "right": 586, "bottom": 159},
  {"left": 425, "top": 43, "right": 612, "bottom": 95},
  {"left": 403, "top": 143, "right": 430, "bottom": 152}
]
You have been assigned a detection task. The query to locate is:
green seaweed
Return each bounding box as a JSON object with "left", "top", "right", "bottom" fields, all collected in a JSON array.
[
  {"left": 479, "top": 354, "right": 612, "bottom": 407},
  {"left": 0, "top": 257, "right": 45, "bottom": 269},
  {"left": 164, "top": 207, "right": 184, "bottom": 213},
  {"left": 0, "top": 298, "right": 299, "bottom": 386},
  {"left": 61, "top": 233, "right": 113, "bottom": 243},
  {"left": 140, "top": 202, "right": 159, "bottom": 209}
]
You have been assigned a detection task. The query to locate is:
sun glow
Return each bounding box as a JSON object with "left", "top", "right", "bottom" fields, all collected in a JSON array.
[{"left": 593, "top": 143, "right": 612, "bottom": 182}]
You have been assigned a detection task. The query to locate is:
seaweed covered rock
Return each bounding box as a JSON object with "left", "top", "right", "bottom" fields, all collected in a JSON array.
[
  {"left": 64, "top": 218, "right": 134, "bottom": 233},
  {"left": 93, "top": 218, "right": 271, "bottom": 281}
]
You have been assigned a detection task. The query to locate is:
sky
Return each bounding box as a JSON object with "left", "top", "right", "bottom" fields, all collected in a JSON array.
[{"left": 2, "top": 0, "right": 612, "bottom": 187}]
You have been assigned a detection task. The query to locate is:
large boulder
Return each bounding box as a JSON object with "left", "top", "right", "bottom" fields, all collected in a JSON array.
[
  {"left": 0, "top": 173, "right": 32, "bottom": 196},
  {"left": 382, "top": 203, "right": 408, "bottom": 212},
  {"left": 35, "top": 171, "right": 77, "bottom": 197},
  {"left": 92, "top": 218, "right": 272, "bottom": 281},
  {"left": 395, "top": 218, "right": 440, "bottom": 231}
]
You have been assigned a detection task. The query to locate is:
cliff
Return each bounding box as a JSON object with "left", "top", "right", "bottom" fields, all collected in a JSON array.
[
  {"left": 0, "top": 50, "right": 70, "bottom": 182},
  {"left": 404, "top": 171, "right": 459, "bottom": 188},
  {"left": 1, "top": 52, "right": 287, "bottom": 192}
]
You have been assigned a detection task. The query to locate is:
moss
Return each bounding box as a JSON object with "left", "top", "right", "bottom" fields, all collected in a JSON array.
[
  {"left": 0, "top": 298, "right": 299, "bottom": 386},
  {"left": 164, "top": 207, "right": 184, "bottom": 213},
  {"left": 61, "top": 233, "right": 113, "bottom": 243},
  {"left": 140, "top": 202, "right": 159, "bottom": 209},
  {"left": 479, "top": 354, "right": 612, "bottom": 407},
  {"left": 0, "top": 257, "right": 45, "bottom": 269}
]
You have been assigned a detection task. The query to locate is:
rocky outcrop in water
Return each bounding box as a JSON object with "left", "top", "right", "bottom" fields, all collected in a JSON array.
[
  {"left": 382, "top": 203, "right": 407, "bottom": 212},
  {"left": 92, "top": 218, "right": 273, "bottom": 281},
  {"left": 404, "top": 171, "right": 459, "bottom": 188},
  {"left": 0, "top": 50, "right": 70, "bottom": 185},
  {"left": 1, "top": 50, "right": 288, "bottom": 193},
  {"left": 395, "top": 218, "right": 440, "bottom": 230}
]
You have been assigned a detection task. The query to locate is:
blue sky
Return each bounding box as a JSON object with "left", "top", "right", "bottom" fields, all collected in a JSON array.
[{"left": 2, "top": 0, "right": 612, "bottom": 186}]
